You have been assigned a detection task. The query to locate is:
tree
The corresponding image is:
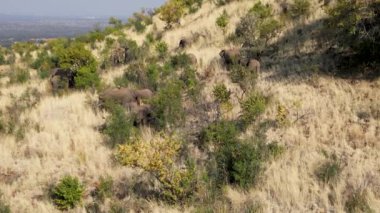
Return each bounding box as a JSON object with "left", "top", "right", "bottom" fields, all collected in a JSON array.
[
  {"left": 324, "top": 0, "right": 380, "bottom": 76},
  {"left": 159, "top": 0, "right": 185, "bottom": 28}
]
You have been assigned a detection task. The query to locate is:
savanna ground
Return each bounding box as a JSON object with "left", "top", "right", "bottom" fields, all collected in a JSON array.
[{"left": 0, "top": 0, "right": 379, "bottom": 212}]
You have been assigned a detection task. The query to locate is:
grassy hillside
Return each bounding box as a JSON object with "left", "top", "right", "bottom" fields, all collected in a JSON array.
[{"left": 0, "top": 0, "right": 379, "bottom": 212}]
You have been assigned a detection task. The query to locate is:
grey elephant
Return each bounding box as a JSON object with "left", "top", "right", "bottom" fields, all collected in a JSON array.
[
  {"left": 248, "top": 59, "right": 260, "bottom": 75},
  {"left": 125, "top": 102, "right": 154, "bottom": 126},
  {"left": 49, "top": 68, "right": 77, "bottom": 93},
  {"left": 99, "top": 87, "right": 153, "bottom": 108},
  {"left": 188, "top": 53, "right": 198, "bottom": 66},
  {"left": 219, "top": 49, "right": 241, "bottom": 65}
]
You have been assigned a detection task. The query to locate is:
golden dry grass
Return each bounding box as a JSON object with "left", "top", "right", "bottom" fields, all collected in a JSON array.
[{"left": 0, "top": 0, "right": 379, "bottom": 212}]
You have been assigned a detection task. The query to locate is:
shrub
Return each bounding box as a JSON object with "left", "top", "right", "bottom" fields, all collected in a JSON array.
[
  {"left": 180, "top": 67, "right": 200, "bottom": 100},
  {"left": 215, "top": 139, "right": 282, "bottom": 188},
  {"left": 104, "top": 103, "right": 133, "bottom": 147},
  {"left": 0, "top": 52, "right": 5, "bottom": 65},
  {"left": 200, "top": 120, "right": 239, "bottom": 148},
  {"left": 51, "top": 176, "right": 84, "bottom": 210},
  {"left": 108, "top": 17, "right": 123, "bottom": 29},
  {"left": 213, "top": 84, "right": 231, "bottom": 103},
  {"left": 94, "top": 176, "right": 113, "bottom": 202},
  {"left": 75, "top": 66, "right": 100, "bottom": 89},
  {"left": 235, "top": 2, "right": 281, "bottom": 48},
  {"left": 55, "top": 42, "right": 99, "bottom": 89},
  {"left": 0, "top": 191, "right": 10, "bottom": 213},
  {"left": 116, "top": 135, "right": 197, "bottom": 203},
  {"left": 289, "top": 0, "right": 311, "bottom": 20},
  {"left": 159, "top": 0, "right": 185, "bottom": 28},
  {"left": 324, "top": 0, "right": 380, "bottom": 77},
  {"left": 240, "top": 92, "right": 268, "bottom": 124},
  {"left": 170, "top": 53, "right": 193, "bottom": 69},
  {"left": 155, "top": 41, "right": 168, "bottom": 59},
  {"left": 183, "top": 0, "right": 203, "bottom": 13},
  {"left": 214, "top": 0, "right": 235, "bottom": 6},
  {"left": 8, "top": 68, "right": 30, "bottom": 84},
  {"left": 345, "top": 190, "right": 373, "bottom": 213},
  {"left": 316, "top": 160, "right": 342, "bottom": 184},
  {"left": 127, "top": 11, "right": 153, "bottom": 33},
  {"left": 216, "top": 10, "right": 229, "bottom": 31},
  {"left": 229, "top": 63, "right": 258, "bottom": 91},
  {"left": 150, "top": 80, "right": 184, "bottom": 129}
]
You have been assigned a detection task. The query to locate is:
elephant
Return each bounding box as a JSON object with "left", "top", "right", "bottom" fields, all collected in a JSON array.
[
  {"left": 125, "top": 102, "right": 154, "bottom": 126},
  {"left": 99, "top": 87, "right": 153, "bottom": 108},
  {"left": 248, "top": 59, "right": 261, "bottom": 74},
  {"left": 179, "top": 38, "right": 190, "bottom": 49},
  {"left": 49, "top": 68, "right": 77, "bottom": 93},
  {"left": 110, "top": 46, "right": 133, "bottom": 66},
  {"left": 219, "top": 49, "right": 241, "bottom": 65},
  {"left": 188, "top": 53, "right": 198, "bottom": 66}
]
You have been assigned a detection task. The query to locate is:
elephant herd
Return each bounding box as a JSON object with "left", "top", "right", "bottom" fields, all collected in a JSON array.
[{"left": 48, "top": 39, "right": 262, "bottom": 127}]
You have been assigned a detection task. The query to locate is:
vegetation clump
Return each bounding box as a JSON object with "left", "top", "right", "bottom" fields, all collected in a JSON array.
[
  {"left": 345, "top": 190, "right": 373, "bottom": 213},
  {"left": 104, "top": 102, "right": 134, "bottom": 147},
  {"left": 235, "top": 2, "right": 281, "bottom": 51},
  {"left": 315, "top": 158, "right": 342, "bottom": 184},
  {"left": 213, "top": 84, "right": 231, "bottom": 104},
  {"left": 216, "top": 10, "right": 229, "bottom": 32},
  {"left": 51, "top": 176, "right": 84, "bottom": 210},
  {"left": 324, "top": 0, "right": 380, "bottom": 77},
  {"left": 240, "top": 92, "right": 268, "bottom": 124},
  {"left": 116, "top": 135, "right": 196, "bottom": 203}
]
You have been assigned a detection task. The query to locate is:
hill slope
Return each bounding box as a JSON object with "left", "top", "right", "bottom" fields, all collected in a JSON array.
[{"left": 0, "top": 0, "right": 379, "bottom": 212}]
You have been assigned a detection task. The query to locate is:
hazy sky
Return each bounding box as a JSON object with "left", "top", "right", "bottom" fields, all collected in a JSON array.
[{"left": 0, "top": 0, "right": 166, "bottom": 18}]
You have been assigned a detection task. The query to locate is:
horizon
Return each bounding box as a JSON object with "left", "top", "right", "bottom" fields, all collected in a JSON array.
[{"left": 0, "top": 0, "right": 165, "bottom": 18}]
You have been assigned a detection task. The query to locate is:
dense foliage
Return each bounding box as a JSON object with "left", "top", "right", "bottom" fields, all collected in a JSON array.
[
  {"left": 51, "top": 176, "right": 84, "bottom": 210},
  {"left": 324, "top": 0, "right": 380, "bottom": 77}
]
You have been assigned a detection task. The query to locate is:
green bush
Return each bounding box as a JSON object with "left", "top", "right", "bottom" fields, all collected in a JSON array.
[
  {"left": 51, "top": 176, "right": 84, "bottom": 210},
  {"left": 0, "top": 191, "right": 10, "bottom": 213},
  {"left": 55, "top": 42, "right": 100, "bottom": 89},
  {"left": 108, "top": 17, "right": 123, "bottom": 29},
  {"left": 104, "top": 103, "right": 133, "bottom": 147},
  {"left": 214, "top": 0, "right": 235, "bottom": 6},
  {"left": 159, "top": 0, "right": 185, "bottom": 28},
  {"left": 9, "top": 68, "right": 30, "bottom": 84},
  {"left": 94, "top": 176, "right": 113, "bottom": 202},
  {"left": 75, "top": 66, "right": 100, "bottom": 89},
  {"left": 0, "top": 52, "right": 5, "bottom": 65},
  {"left": 155, "top": 41, "right": 168, "bottom": 58},
  {"left": 183, "top": 0, "right": 203, "bottom": 13},
  {"left": 127, "top": 11, "right": 153, "bottom": 33},
  {"left": 150, "top": 80, "right": 184, "bottom": 129},
  {"left": 345, "top": 190, "right": 373, "bottom": 213},
  {"left": 240, "top": 92, "right": 267, "bottom": 124},
  {"left": 316, "top": 160, "right": 342, "bottom": 184},
  {"left": 289, "top": 0, "right": 311, "bottom": 20},
  {"left": 216, "top": 10, "right": 229, "bottom": 31},
  {"left": 200, "top": 120, "right": 239, "bottom": 148},
  {"left": 235, "top": 2, "right": 281, "bottom": 48},
  {"left": 180, "top": 67, "right": 200, "bottom": 100},
  {"left": 31, "top": 51, "right": 55, "bottom": 77},
  {"left": 170, "top": 53, "right": 193, "bottom": 69},
  {"left": 213, "top": 84, "right": 231, "bottom": 103},
  {"left": 324, "top": 0, "right": 380, "bottom": 77},
  {"left": 214, "top": 138, "right": 282, "bottom": 188}
]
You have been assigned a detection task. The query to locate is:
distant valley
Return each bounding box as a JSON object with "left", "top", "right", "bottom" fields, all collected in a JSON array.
[{"left": 0, "top": 14, "right": 110, "bottom": 47}]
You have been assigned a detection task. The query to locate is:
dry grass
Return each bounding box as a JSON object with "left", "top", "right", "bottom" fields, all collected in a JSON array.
[{"left": 0, "top": 0, "right": 379, "bottom": 212}]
